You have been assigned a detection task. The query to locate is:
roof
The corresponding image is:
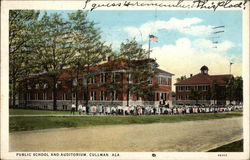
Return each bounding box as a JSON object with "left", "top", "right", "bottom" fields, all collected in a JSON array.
[
  {"left": 23, "top": 58, "right": 173, "bottom": 81},
  {"left": 157, "top": 68, "right": 174, "bottom": 76},
  {"left": 174, "top": 73, "right": 232, "bottom": 85}
]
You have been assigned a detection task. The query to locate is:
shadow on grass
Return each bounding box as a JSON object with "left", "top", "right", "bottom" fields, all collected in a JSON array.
[{"left": 208, "top": 139, "right": 243, "bottom": 152}]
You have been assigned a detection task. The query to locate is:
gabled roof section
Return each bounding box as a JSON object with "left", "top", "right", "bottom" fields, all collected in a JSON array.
[
  {"left": 210, "top": 74, "right": 232, "bottom": 85},
  {"left": 175, "top": 73, "right": 211, "bottom": 85},
  {"left": 157, "top": 68, "right": 174, "bottom": 76},
  {"left": 174, "top": 73, "right": 232, "bottom": 85}
]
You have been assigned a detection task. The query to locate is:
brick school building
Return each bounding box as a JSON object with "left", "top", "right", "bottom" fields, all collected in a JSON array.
[
  {"left": 17, "top": 58, "right": 174, "bottom": 110},
  {"left": 174, "top": 65, "right": 232, "bottom": 106}
]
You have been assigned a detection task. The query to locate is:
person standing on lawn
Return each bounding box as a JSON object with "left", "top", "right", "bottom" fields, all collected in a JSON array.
[
  {"left": 71, "top": 103, "right": 76, "bottom": 115},
  {"left": 78, "top": 104, "right": 83, "bottom": 115}
]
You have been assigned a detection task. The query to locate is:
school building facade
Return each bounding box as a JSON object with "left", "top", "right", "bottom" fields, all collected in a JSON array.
[
  {"left": 17, "top": 58, "right": 174, "bottom": 110},
  {"left": 174, "top": 65, "right": 232, "bottom": 106}
]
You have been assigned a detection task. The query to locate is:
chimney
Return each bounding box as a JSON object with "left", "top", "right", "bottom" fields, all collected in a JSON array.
[
  {"left": 190, "top": 74, "right": 193, "bottom": 77},
  {"left": 108, "top": 56, "right": 113, "bottom": 62}
]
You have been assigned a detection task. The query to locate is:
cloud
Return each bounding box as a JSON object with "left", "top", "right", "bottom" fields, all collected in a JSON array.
[
  {"left": 123, "top": 17, "right": 213, "bottom": 41},
  {"left": 147, "top": 38, "right": 241, "bottom": 90},
  {"left": 193, "top": 39, "right": 235, "bottom": 53}
]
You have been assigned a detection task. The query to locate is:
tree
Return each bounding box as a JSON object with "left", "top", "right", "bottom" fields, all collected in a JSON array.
[
  {"left": 176, "top": 76, "right": 187, "bottom": 83},
  {"left": 9, "top": 10, "right": 40, "bottom": 108},
  {"left": 233, "top": 76, "right": 243, "bottom": 103},
  {"left": 31, "top": 12, "right": 74, "bottom": 110},
  {"left": 210, "top": 80, "right": 227, "bottom": 105},
  {"left": 190, "top": 89, "right": 202, "bottom": 104},
  {"left": 67, "top": 10, "right": 112, "bottom": 110},
  {"left": 210, "top": 81, "right": 218, "bottom": 104},
  {"left": 119, "top": 38, "right": 158, "bottom": 106},
  {"left": 120, "top": 38, "right": 147, "bottom": 60},
  {"left": 226, "top": 76, "right": 243, "bottom": 104}
]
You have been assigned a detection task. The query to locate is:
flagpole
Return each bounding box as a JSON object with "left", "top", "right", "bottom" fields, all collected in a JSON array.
[
  {"left": 229, "top": 63, "right": 231, "bottom": 75},
  {"left": 229, "top": 62, "right": 233, "bottom": 75},
  {"left": 148, "top": 34, "right": 151, "bottom": 58}
]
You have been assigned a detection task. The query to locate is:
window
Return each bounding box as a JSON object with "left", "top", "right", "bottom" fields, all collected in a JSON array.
[
  {"left": 156, "top": 92, "right": 159, "bottom": 101},
  {"left": 183, "top": 86, "right": 186, "bottom": 91},
  {"left": 63, "top": 105, "right": 67, "bottom": 110},
  {"left": 179, "top": 86, "right": 185, "bottom": 91},
  {"left": 158, "top": 77, "right": 162, "bottom": 85},
  {"left": 88, "top": 77, "right": 92, "bottom": 84},
  {"left": 43, "top": 83, "right": 48, "bottom": 89},
  {"left": 128, "top": 74, "right": 132, "bottom": 83},
  {"left": 100, "top": 73, "right": 105, "bottom": 83},
  {"left": 43, "top": 92, "right": 47, "bottom": 100},
  {"left": 136, "top": 94, "right": 140, "bottom": 100},
  {"left": 63, "top": 93, "right": 67, "bottom": 100},
  {"left": 111, "top": 73, "right": 116, "bottom": 82},
  {"left": 178, "top": 95, "right": 181, "bottom": 100},
  {"left": 161, "top": 92, "right": 167, "bottom": 100},
  {"left": 129, "top": 91, "right": 132, "bottom": 100},
  {"left": 83, "top": 77, "right": 87, "bottom": 85},
  {"left": 72, "top": 93, "right": 76, "bottom": 99},
  {"left": 90, "top": 92, "right": 93, "bottom": 100},
  {"left": 35, "top": 93, "right": 38, "bottom": 100},
  {"left": 35, "top": 84, "right": 39, "bottom": 89},
  {"left": 198, "top": 86, "right": 202, "bottom": 90},
  {"left": 194, "top": 86, "right": 198, "bottom": 91},
  {"left": 90, "top": 91, "right": 96, "bottom": 101},
  {"left": 92, "top": 76, "right": 96, "bottom": 84},
  {"left": 100, "top": 91, "right": 106, "bottom": 101},
  {"left": 94, "top": 91, "right": 96, "bottom": 100},
  {"left": 202, "top": 85, "right": 208, "bottom": 91},
  {"left": 73, "top": 78, "right": 77, "bottom": 86},
  {"left": 27, "top": 93, "right": 31, "bottom": 100},
  {"left": 168, "top": 78, "right": 171, "bottom": 85},
  {"left": 113, "top": 90, "right": 118, "bottom": 100}
]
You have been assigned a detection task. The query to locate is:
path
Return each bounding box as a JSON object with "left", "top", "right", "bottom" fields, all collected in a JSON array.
[{"left": 9, "top": 117, "right": 242, "bottom": 152}]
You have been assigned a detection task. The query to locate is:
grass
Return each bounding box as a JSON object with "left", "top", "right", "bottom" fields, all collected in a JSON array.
[
  {"left": 9, "top": 109, "right": 73, "bottom": 115},
  {"left": 9, "top": 110, "right": 242, "bottom": 132},
  {"left": 208, "top": 139, "right": 243, "bottom": 152}
]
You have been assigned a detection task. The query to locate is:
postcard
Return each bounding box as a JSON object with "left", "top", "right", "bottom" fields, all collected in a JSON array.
[{"left": 1, "top": 0, "right": 249, "bottom": 160}]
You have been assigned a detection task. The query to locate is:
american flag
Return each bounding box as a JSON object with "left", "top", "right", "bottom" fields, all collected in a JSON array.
[{"left": 149, "top": 35, "right": 158, "bottom": 42}]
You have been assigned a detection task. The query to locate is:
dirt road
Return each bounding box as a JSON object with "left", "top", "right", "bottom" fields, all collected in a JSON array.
[{"left": 10, "top": 117, "right": 242, "bottom": 152}]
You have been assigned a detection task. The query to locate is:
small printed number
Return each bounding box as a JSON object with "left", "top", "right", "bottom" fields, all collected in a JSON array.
[{"left": 218, "top": 154, "right": 227, "bottom": 157}]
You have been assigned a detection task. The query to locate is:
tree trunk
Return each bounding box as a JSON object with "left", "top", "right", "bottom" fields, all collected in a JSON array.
[
  {"left": 85, "top": 64, "right": 90, "bottom": 112},
  {"left": 126, "top": 87, "right": 130, "bottom": 106},
  {"left": 12, "top": 77, "right": 16, "bottom": 108},
  {"left": 24, "top": 80, "right": 28, "bottom": 108},
  {"left": 75, "top": 70, "right": 79, "bottom": 111},
  {"left": 52, "top": 77, "right": 57, "bottom": 110}
]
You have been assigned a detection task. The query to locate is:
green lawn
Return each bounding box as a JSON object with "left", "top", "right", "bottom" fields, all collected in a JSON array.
[
  {"left": 208, "top": 139, "right": 243, "bottom": 152},
  {"left": 9, "top": 110, "right": 242, "bottom": 132},
  {"left": 9, "top": 109, "right": 73, "bottom": 115}
]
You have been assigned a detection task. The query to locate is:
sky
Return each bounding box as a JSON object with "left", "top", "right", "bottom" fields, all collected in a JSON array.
[{"left": 44, "top": 10, "right": 242, "bottom": 87}]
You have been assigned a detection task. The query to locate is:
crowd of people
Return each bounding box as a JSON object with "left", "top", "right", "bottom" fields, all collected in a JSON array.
[{"left": 70, "top": 103, "right": 243, "bottom": 116}]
